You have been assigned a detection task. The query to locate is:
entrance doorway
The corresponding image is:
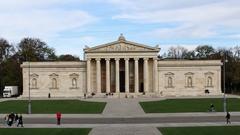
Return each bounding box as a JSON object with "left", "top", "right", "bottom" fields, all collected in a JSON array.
[
  {"left": 140, "top": 82, "right": 144, "bottom": 92},
  {"left": 120, "top": 71, "right": 125, "bottom": 92}
]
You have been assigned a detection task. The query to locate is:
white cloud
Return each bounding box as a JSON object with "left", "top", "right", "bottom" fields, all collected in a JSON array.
[
  {"left": 0, "top": 10, "right": 96, "bottom": 38},
  {"left": 148, "top": 24, "right": 217, "bottom": 39},
  {"left": 0, "top": 0, "right": 97, "bottom": 42},
  {"left": 109, "top": 0, "right": 240, "bottom": 39},
  {"left": 0, "top": 0, "right": 84, "bottom": 11},
  {"left": 226, "top": 34, "right": 240, "bottom": 39},
  {"left": 50, "top": 36, "right": 96, "bottom": 59}
]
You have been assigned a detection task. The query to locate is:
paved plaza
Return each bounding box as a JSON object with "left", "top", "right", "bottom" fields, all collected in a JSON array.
[{"left": 1, "top": 97, "right": 240, "bottom": 135}]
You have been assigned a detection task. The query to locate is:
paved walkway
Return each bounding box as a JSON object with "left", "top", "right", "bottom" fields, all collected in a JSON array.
[
  {"left": 1, "top": 112, "right": 240, "bottom": 118},
  {"left": 88, "top": 98, "right": 161, "bottom": 134},
  {"left": 89, "top": 126, "right": 162, "bottom": 135},
  {"left": 102, "top": 99, "right": 145, "bottom": 116},
  {"left": 1, "top": 122, "right": 240, "bottom": 128}
]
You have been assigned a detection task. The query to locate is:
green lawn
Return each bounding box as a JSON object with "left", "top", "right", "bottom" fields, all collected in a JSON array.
[
  {"left": 159, "top": 126, "right": 240, "bottom": 135},
  {"left": 140, "top": 98, "right": 240, "bottom": 113},
  {"left": 0, "top": 100, "right": 106, "bottom": 114},
  {"left": 0, "top": 128, "right": 91, "bottom": 135}
]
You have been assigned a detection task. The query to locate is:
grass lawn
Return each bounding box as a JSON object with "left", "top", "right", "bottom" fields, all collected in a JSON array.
[
  {"left": 0, "top": 100, "right": 106, "bottom": 114},
  {"left": 0, "top": 128, "right": 91, "bottom": 135},
  {"left": 159, "top": 126, "right": 240, "bottom": 135},
  {"left": 140, "top": 98, "right": 240, "bottom": 113}
]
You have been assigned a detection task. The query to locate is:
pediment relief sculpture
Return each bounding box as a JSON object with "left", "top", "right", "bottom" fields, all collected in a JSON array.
[
  {"left": 89, "top": 43, "right": 155, "bottom": 52},
  {"left": 101, "top": 43, "right": 146, "bottom": 51}
]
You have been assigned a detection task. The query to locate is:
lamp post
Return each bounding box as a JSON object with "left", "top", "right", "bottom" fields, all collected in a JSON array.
[
  {"left": 220, "top": 52, "right": 227, "bottom": 112},
  {"left": 28, "top": 59, "right": 31, "bottom": 114},
  {"left": 0, "top": 58, "right": 2, "bottom": 97}
]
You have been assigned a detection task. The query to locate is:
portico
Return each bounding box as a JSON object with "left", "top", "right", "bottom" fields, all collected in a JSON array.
[{"left": 84, "top": 34, "right": 160, "bottom": 95}]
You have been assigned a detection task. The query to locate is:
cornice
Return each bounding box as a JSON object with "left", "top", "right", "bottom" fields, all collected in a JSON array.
[
  {"left": 158, "top": 60, "right": 222, "bottom": 67},
  {"left": 21, "top": 62, "right": 86, "bottom": 68}
]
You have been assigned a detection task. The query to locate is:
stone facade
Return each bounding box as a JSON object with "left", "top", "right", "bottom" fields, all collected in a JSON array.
[
  {"left": 158, "top": 61, "right": 221, "bottom": 96},
  {"left": 21, "top": 35, "right": 222, "bottom": 98},
  {"left": 21, "top": 62, "right": 86, "bottom": 97}
]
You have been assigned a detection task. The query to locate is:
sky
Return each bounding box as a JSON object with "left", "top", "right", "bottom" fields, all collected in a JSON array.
[{"left": 0, "top": 0, "right": 240, "bottom": 59}]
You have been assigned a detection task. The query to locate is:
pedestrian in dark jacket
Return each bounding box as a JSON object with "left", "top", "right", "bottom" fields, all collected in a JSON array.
[
  {"left": 226, "top": 112, "right": 231, "bottom": 124},
  {"left": 8, "top": 112, "right": 15, "bottom": 126},
  {"left": 15, "top": 114, "right": 19, "bottom": 122},
  {"left": 17, "top": 114, "right": 24, "bottom": 127}
]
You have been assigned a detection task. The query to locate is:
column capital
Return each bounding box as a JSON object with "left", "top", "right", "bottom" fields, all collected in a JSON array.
[
  {"left": 143, "top": 57, "right": 149, "bottom": 61},
  {"left": 87, "top": 58, "right": 91, "bottom": 61},
  {"left": 124, "top": 58, "right": 129, "bottom": 61},
  {"left": 105, "top": 58, "right": 110, "bottom": 61},
  {"left": 153, "top": 57, "right": 158, "bottom": 61},
  {"left": 115, "top": 58, "right": 120, "bottom": 61},
  {"left": 134, "top": 58, "right": 139, "bottom": 61},
  {"left": 96, "top": 58, "right": 101, "bottom": 61}
]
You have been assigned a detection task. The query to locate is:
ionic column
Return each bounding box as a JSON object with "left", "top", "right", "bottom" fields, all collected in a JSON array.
[
  {"left": 115, "top": 58, "right": 120, "bottom": 93},
  {"left": 134, "top": 58, "right": 139, "bottom": 93},
  {"left": 105, "top": 58, "right": 110, "bottom": 93},
  {"left": 87, "top": 58, "right": 91, "bottom": 93},
  {"left": 153, "top": 58, "right": 158, "bottom": 93},
  {"left": 144, "top": 58, "right": 149, "bottom": 92},
  {"left": 125, "top": 58, "right": 129, "bottom": 93},
  {"left": 96, "top": 58, "right": 101, "bottom": 93}
]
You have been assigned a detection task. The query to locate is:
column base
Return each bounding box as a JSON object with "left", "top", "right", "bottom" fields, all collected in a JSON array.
[{"left": 88, "top": 92, "right": 162, "bottom": 98}]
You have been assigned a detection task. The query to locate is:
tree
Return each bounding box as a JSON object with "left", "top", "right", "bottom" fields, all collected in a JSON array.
[
  {"left": 0, "top": 38, "right": 14, "bottom": 62},
  {"left": 58, "top": 54, "right": 80, "bottom": 61},
  {"left": 195, "top": 45, "right": 215, "bottom": 59},
  {"left": 0, "top": 38, "right": 15, "bottom": 95},
  {"left": 167, "top": 46, "right": 188, "bottom": 59},
  {"left": 230, "top": 45, "right": 240, "bottom": 61},
  {"left": 183, "top": 50, "right": 196, "bottom": 59},
  {"left": 12, "top": 38, "right": 57, "bottom": 94},
  {"left": 17, "top": 38, "right": 56, "bottom": 62},
  {"left": 1, "top": 56, "right": 22, "bottom": 94}
]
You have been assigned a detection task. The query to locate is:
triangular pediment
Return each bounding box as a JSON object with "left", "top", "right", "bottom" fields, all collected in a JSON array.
[
  {"left": 49, "top": 73, "right": 59, "bottom": 78},
  {"left": 165, "top": 72, "right": 174, "bottom": 76},
  {"left": 30, "top": 73, "right": 39, "bottom": 78},
  {"left": 85, "top": 40, "right": 160, "bottom": 53},
  {"left": 205, "top": 72, "right": 214, "bottom": 75},
  {"left": 69, "top": 73, "right": 79, "bottom": 78}
]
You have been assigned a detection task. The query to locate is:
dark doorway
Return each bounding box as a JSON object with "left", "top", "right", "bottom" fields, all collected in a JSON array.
[
  {"left": 120, "top": 71, "right": 125, "bottom": 92},
  {"left": 140, "top": 82, "right": 144, "bottom": 92}
]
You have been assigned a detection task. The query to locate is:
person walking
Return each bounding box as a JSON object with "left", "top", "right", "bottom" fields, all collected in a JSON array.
[
  {"left": 56, "top": 112, "right": 62, "bottom": 125},
  {"left": 226, "top": 112, "right": 231, "bottom": 124},
  {"left": 17, "top": 114, "right": 24, "bottom": 127},
  {"left": 8, "top": 112, "right": 15, "bottom": 126},
  {"left": 4, "top": 114, "right": 8, "bottom": 126},
  {"left": 209, "top": 104, "right": 215, "bottom": 112},
  {"left": 14, "top": 113, "right": 19, "bottom": 126}
]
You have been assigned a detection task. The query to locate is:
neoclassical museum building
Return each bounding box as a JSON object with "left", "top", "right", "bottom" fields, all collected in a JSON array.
[{"left": 21, "top": 35, "right": 222, "bottom": 98}]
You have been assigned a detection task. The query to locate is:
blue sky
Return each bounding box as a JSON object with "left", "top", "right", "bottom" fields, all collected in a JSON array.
[{"left": 0, "top": 0, "right": 240, "bottom": 59}]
